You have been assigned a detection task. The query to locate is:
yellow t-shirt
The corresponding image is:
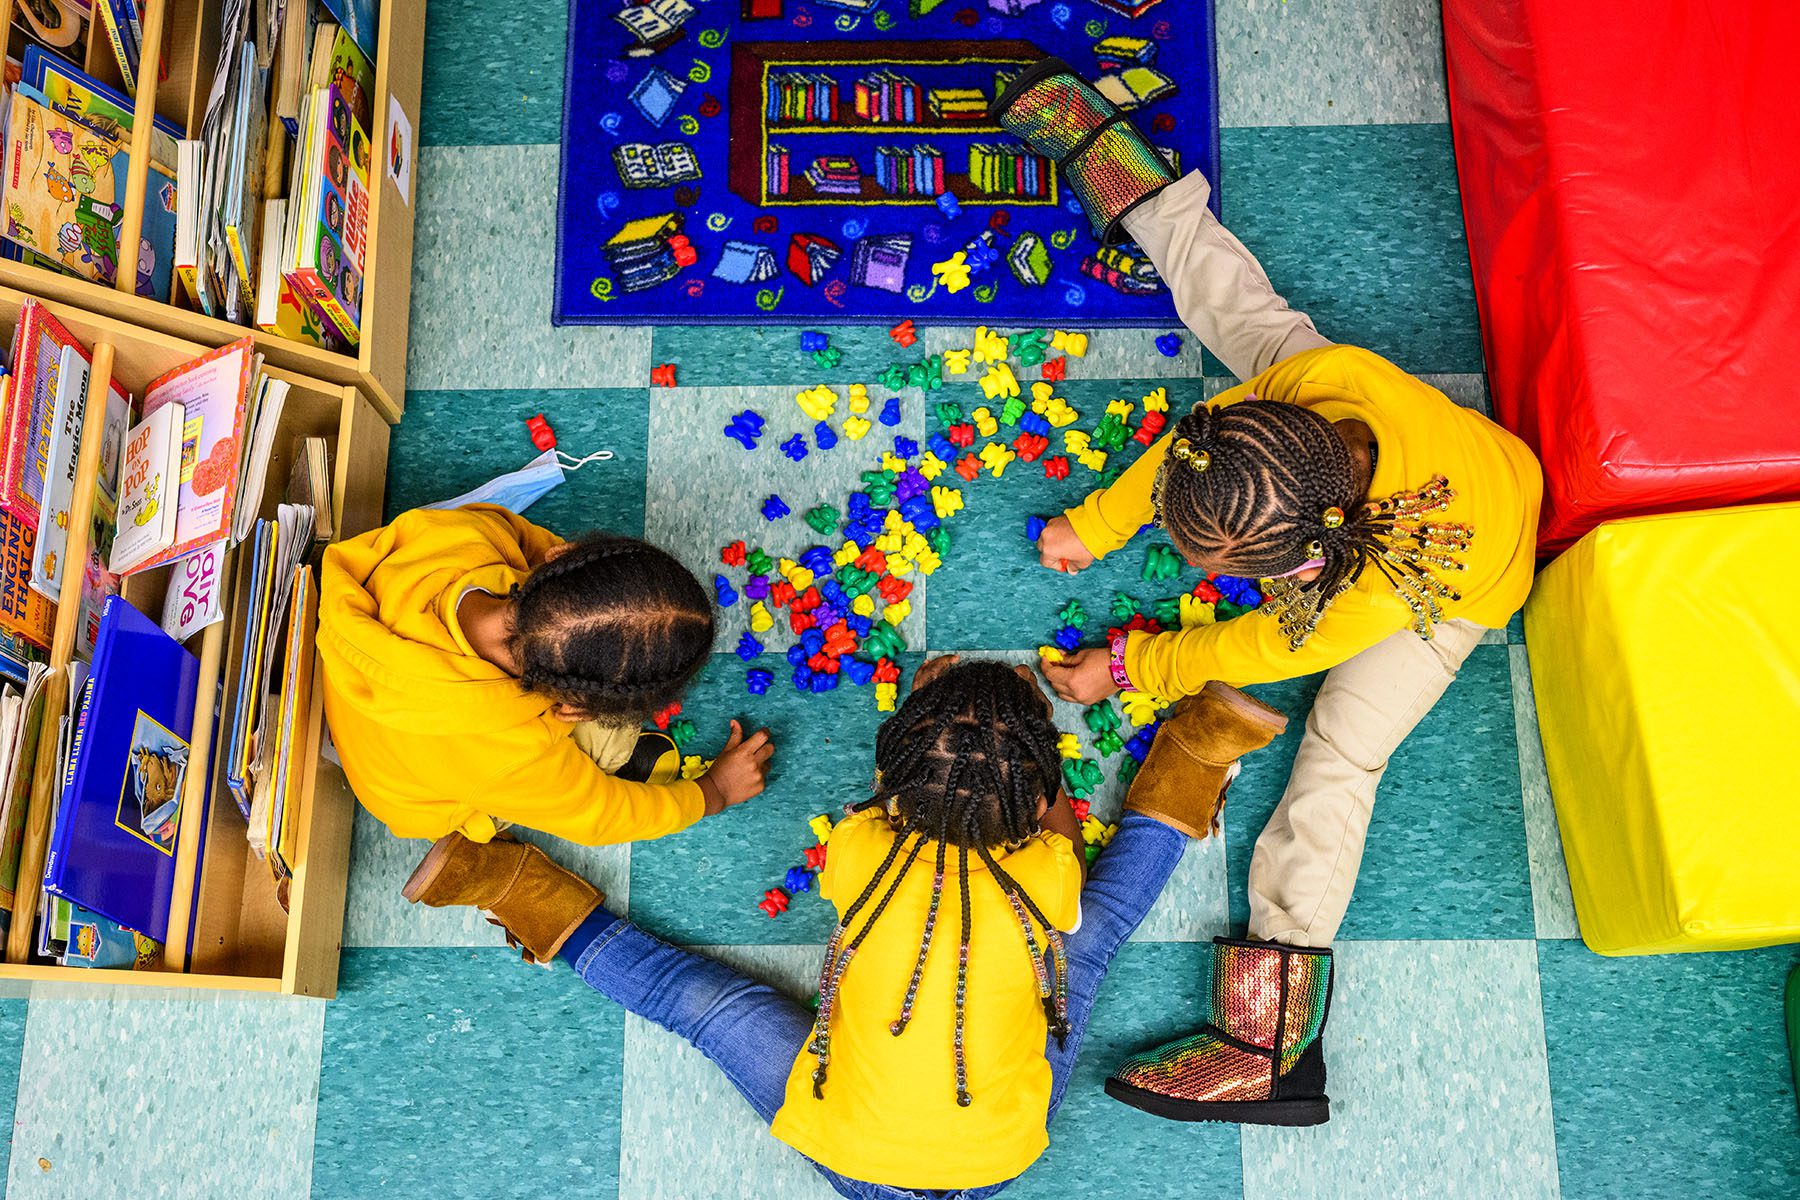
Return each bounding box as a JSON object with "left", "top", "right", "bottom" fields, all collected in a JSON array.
[
  {"left": 1064, "top": 346, "right": 1544, "bottom": 699},
  {"left": 770, "top": 808, "right": 1084, "bottom": 1189}
]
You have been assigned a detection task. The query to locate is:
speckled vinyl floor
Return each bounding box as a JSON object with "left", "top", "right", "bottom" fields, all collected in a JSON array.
[{"left": 5, "top": 3, "right": 1797, "bottom": 1198}]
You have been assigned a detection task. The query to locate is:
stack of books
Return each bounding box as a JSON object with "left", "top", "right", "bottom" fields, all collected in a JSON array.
[
  {"left": 926, "top": 88, "right": 987, "bottom": 122},
  {"left": 602, "top": 213, "right": 687, "bottom": 293},
  {"left": 766, "top": 145, "right": 793, "bottom": 197},
  {"left": 805, "top": 155, "right": 864, "bottom": 196},
  {"left": 874, "top": 145, "right": 946, "bottom": 197},
  {"left": 968, "top": 144, "right": 1051, "bottom": 198}
]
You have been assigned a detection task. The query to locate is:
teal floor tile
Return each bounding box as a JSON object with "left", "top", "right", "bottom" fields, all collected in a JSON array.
[
  {"left": 341, "top": 802, "right": 633, "bottom": 948},
  {"left": 1510, "top": 646, "right": 1577, "bottom": 940},
  {"left": 644, "top": 382, "right": 929, "bottom": 645},
  {"left": 314, "top": 948, "right": 624, "bottom": 1200},
  {"left": 408, "top": 145, "right": 650, "bottom": 392},
  {"left": 616, "top": 945, "right": 836, "bottom": 1200},
  {"left": 922, "top": 377, "right": 1211, "bottom": 650},
  {"left": 1240, "top": 940, "right": 1559, "bottom": 1199},
  {"left": 625, "top": 652, "right": 920, "bottom": 947},
  {"left": 421, "top": 0, "right": 566, "bottom": 146},
  {"left": 1010, "top": 943, "right": 1242, "bottom": 1200},
  {"left": 0, "top": 999, "right": 28, "bottom": 1186},
  {"left": 1218, "top": 0, "right": 1449, "bottom": 128},
  {"left": 1227, "top": 644, "right": 1534, "bottom": 941},
  {"left": 1537, "top": 941, "right": 1800, "bottom": 1199},
  {"left": 386, "top": 387, "right": 650, "bottom": 534},
  {"left": 8, "top": 993, "right": 324, "bottom": 1199},
  {"left": 651, "top": 325, "right": 1217, "bottom": 391},
  {"left": 1221, "top": 124, "right": 1482, "bottom": 375}
]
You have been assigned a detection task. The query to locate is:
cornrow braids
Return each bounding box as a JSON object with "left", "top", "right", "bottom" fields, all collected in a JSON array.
[
  {"left": 510, "top": 533, "right": 715, "bottom": 723},
  {"left": 806, "top": 659, "right": 1071, "bottom": 1107}
]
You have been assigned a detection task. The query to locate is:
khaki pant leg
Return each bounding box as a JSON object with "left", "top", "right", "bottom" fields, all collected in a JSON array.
[{"left": 571, "top": 719, "right": 641, "bottom": 774}]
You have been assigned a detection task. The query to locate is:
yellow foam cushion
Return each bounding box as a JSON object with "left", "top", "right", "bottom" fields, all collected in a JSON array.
[{"left": 1525, "top": 502, "right": 1800, "bottom": 955}]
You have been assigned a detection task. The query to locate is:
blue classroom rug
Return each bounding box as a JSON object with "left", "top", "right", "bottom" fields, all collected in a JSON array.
[{"left": 555, "top": 0, "right": 1219, "bottom": 326}]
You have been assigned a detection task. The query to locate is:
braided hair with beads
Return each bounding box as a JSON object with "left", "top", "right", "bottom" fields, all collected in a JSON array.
[
  {"left": 806, "top": 660, "right": 1071, "bottom": 1109},
  {"left": 509, "top": 533, "right": 715, "bottom": 723},
  {"left": 1151, "top": 401, "right": 1472, "bottom": 648}
]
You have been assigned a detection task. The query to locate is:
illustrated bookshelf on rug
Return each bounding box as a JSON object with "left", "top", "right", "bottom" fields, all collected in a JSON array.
[
  {"left": 0, "top": 286, "right": 387, "bottom": 999},
  {"left": 728, "top": 40, "right": 1058, "bottom": 207},
  {"left": 1, "top": 0, "right": 423, "bottom": 423}
]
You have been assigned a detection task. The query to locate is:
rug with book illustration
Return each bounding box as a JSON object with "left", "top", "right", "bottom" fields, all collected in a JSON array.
[{"left": 555, "top": 0, "right": 1218, "bottom": 325}]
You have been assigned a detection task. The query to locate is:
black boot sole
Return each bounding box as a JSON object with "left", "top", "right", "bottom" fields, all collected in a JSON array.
[{"left": 1103, "top": 1077, "right": 1331, "bottom": 1127}]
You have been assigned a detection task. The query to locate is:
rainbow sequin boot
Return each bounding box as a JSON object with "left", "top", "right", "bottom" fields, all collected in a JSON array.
[
  {"left": 1105, "top": 938, "right": 1333, "bottom": 1126},
  {"left": 991, "top": 57, "right": 1177, "bottom": 244}
]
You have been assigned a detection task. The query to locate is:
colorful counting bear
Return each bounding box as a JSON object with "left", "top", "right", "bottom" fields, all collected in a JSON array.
[
  {"left": 650, "top": 363, "right": 677, "bottom": 387},
  {"left": 1041, "top": 356, "right": 1067, "bottom": 382},
  {"left": 1063, "top": 758, "right": 1104, "bottom": 799},
  {"left": 667, "top": 718, "right": 697, "bottom": 750},
  {"left": 1143, "top": 544, "right": 1183, "bottom": 582},
  {"left": 735, "top": 632, "right": 764, "bottom": 660},
  {"left": 800, "top": 330, "right": 829, "bottom": 353},
  {"left": 1026, "top": 515, "right": 1048, "bottom": 542},
  {"left": 848, "top": 382, "right": 870, "bottom": 414},
  {"left": 1012, "top": 433, "right": 1049, "bottom": 462},
  {"left": 875, "top": 681, "right": 898, "bottom": 712},
  {"left": 943, "top": 348, "right": 971, "bottom": 375},
  {"left": 1084, "top": 700, "right": 1119, "bottom": 737},
  {"left": 813, "top": 346, "right": 843, "bottom": 369},
  {"left": 762, "top": 494, "right": 790, "bottom": 521},
  {"left": 971, "top": 407, "right": 999, "bottom": 437},
  {"left": 931, "top": 485, "right": 963, "bottom": 519},
  {"left": 889, "top": 319, "right": 918, "bottom": 348},
  {"left": 1135, "top": 411, "right": 1167, "bottom": 445},
  {"left": 932, "top": 251, "right": 972, "bottom": 292},
  {"left": 1154, "top": 332, "right": 1183, "bottom": 357},
  {"left": 980, "top": 361, "right": 1020, "bottom": 401},
  {"left": 972, "top": 326, "right": 1009, "bottom": 364},
  {"left": 805, "top": 504, "right": 841, "bottom": 536},
  {"left": 1050, "top": 329, "right": 1089, "bottom": 357},
  {"left": 720, "top": 540, "right": 747, "bottom": 567},
  {"left": 918, "top": 451, "right": 947, "bottom": 480},
  {"left": 935, "top": 191, "right": 961, "bottom": 219},
  {"left": 814, "top": 420, "right": 839, "bottom": 451},
  {"left": 1142, "top": 387, "right": 1169, "bottom": 414},
  {"left": 747, "top": 668, "right": 774, "bottom": 695},
  {"left": 883, "top": 598, "right": 912, "bottom": 626},
  {"left": 749, "top": 601, "right": 774, "bottom": 633},
  {"left": 844, "top": 416, "right": 872, "bottom": 440},
  {"left": 681, "top": 754, "right": 711, "bottom": 780},
  {"left": 1121, "top": 692, "right": 1164, "bottom": 727},
  {"left": 759, "top": 888, "right": 790, "bottom": 918},
  {"left": 879, "top": 396, "right": 903, "bottom": 427},
  {"left": 714, "top": 575, "right": 739, "bottom": 607},
  {"left": 1057, "top": 733, "right": 1084, "bottom": 760},
  {"left": 796, "top": 384, "right": 837, "bottom": 421},
  {"left": 999, "top": 395, "right": 1027, "bottom": 426},
  {"left": 780, "top": 433, "right": 809, "bottom": 463},
  {"left": 978, "top": 442, "right": 1016, "bottom": 478},
  {"left": 946, "top": 422, "right": 976, "bottom": 448},
  {"left": 1180, "top": 594, "right": 1217, "bottom": 628},
  {"left": 809, "top": 813, "right": 835, "bottom": 844},
  {"left": 785, "top": 866, "right": 815, "bottom": 895},
  {"left": 804, "top": 843, "right": 828, "bottom": 870},
  {"left": 1043, "top": 455, "right": 1071, "bottom": 480},
  {"left": 955, "top": 453, "right": 982, "bottom": 481},
  {"left": 723, "top": 410, "right": 765, "bottom": 450},
  {"left": 893, "top": 434, "right": 921, "bottom": 459}
]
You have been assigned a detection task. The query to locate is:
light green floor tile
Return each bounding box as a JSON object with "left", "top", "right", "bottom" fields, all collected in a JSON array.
[
  {"left": 1219, "top": 0, "right": 1450, "bottom": 127},
  {"left": 1509, "top": 646, "right": 1578, "bottom": 940}
]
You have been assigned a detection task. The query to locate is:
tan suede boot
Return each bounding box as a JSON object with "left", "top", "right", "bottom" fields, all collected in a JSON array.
[
  {"left": 402, "top": 833, "right": 605, "bottom": 963},
  {"left": 1125, "top": 681, "right": 1289, "bottom": 838}
]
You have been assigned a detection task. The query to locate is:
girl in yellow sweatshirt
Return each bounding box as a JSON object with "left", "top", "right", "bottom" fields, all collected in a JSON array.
[
  {"left": 318, "top": 504, "right": 772, "bottom": 849},
  {"left": 993, "top": 56, "right": 1545, "bottom": 1126}
]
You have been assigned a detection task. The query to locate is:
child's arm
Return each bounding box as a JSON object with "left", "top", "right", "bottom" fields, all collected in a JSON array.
[
  {"left": 1048, "top": 433, "right": 1171, "bottom": 567},
  {"left": 1039, "top": 791, "right": 1087, "bottom": 882}
]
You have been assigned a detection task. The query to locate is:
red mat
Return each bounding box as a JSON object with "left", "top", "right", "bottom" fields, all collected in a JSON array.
[{"left": 1443, "top": 1, "right": 1800, "bottom": 555}]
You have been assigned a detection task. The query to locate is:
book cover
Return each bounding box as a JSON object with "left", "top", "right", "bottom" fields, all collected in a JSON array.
[
  {"left": 130, "top": 338, "right": 257, "bottom": 572},
  {"left": 93, "top": 0, "right": 137, "bottom": 94},
  {"left": 1, "top": 89, "right": 179, "bottom": 300},
  {"left": 256, "top": 198, "right": 347, "bottom": 350},
  {"left": 43, "top": 597, "right": 201, "bottom": 942},
  {"left": 31, "top": 343, "right": 132, "bottom": 603},
  {"left": 1, "top": 300, "right": 90, "bottom": 527},
  {"left": 0, "top": 510, "right": 56, "bottom": 650},
  {"left": 265, "top": 563, "right": 315, "bottom": 879},
  {"left": 288, "top": 86, "right": 370, "bottom": 344},
  {"left": 22, "top": 45, "right": 182, "bottom": 169},
  {"left": 317, "top": 0, "right": 377, "bottom": 61},
  {"left": 63, "top": 902, "right": 159, "bottom": 967},
  {"left": 109, "top": 402, "right": 183, "bottom": 575},
  {"left": 314, "top": 24, "right": 374, "bottom": 133}
]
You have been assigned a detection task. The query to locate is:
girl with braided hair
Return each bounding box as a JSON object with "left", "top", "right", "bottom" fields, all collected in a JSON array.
[
  {"left": 994, "top": 58, "right": 1544, "bottom": 1125},
  {"left": 320, "top": 505, "right": 773, "bottom": 926},
  {"left": 403, "top": 656, "right": 1285, "bottom": 1194}
]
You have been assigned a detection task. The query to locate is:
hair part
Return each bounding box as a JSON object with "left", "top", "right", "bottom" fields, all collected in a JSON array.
[
  {"left": 805, "top": 660, "right": 1071, "bottom": 1108},
  {"left": 1154, "top": 400, "right": 1383, "bottom": 601},
  {"left": 509, "top": 533, "right": 715, "bottom": 723}
]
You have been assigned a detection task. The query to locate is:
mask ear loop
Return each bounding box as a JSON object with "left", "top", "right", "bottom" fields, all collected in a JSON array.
[{"left": 555, "top": 448, "right": 616, "bottom": 471}]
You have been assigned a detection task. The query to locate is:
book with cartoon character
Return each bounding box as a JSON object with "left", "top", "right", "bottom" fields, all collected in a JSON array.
[
  {"left": 43, "top": 597, "right": 201, "bottom": 943},
  {"left": 284, "top": 80, "right": 369, "bottom": 345},
  {"left": 109, "top": 400, "right": 183, "bottom": 575},
  {"left": 31, "top": 343, "right": 132, "bottom": 619},
  {"left": 0, "top": 87, "right": 178, "bottom": 301}
]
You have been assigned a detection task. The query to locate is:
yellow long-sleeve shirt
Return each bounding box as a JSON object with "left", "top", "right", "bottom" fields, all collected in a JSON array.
[
  {"left": 1065, "top": 347, "right": 1543, "bottom": 699},
  {"left": 318, "top": 505, "right": 705, "bottom": 845}
]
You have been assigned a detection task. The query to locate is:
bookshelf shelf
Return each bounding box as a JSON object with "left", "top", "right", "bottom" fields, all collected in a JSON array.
[
  {"left": 728, "top": 38, "right": 1058, "bottom": 210},
  {"left": 1, "top": 0, "right": 424, "bottom": 425}
]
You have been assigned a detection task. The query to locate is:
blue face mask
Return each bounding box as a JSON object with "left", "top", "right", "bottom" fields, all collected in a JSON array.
[{"left": 425, "top": 447, "right": 615, "bottom": 515}]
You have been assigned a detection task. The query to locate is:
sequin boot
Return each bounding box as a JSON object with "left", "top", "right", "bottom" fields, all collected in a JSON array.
[
  {"left": 991, "top": 57, "right": 1178, "bottom": 243},
  {"left": 1124, "top": 681, "right": 1288, "bottom": 839},
  {"left": 1105, "top": 938, "right": 1333, "bottom": 1126}
]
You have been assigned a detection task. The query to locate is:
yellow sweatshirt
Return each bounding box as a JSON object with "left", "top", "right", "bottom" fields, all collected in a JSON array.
[
  {"left": 1065, "top": 347, "right": 1543, "bottom": 699},
  {"left": 317, "top": 505, "right": 705, "bottom": 844}
]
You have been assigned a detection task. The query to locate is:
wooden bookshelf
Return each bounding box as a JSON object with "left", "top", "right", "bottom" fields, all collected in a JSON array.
[
  {"left": 728, "top": 39, "right": 1058, "bottom": 209},
  {"left": 2, "top": 0, "right": 422, "bottom": 424},
  {"left": 0, "top": 286, "right": 387, "bottom": 1000}
]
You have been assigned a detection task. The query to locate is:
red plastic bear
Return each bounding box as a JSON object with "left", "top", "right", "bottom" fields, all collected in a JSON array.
[
  {"left": 1043, "top": 455, "right": 1070, "bottom": 481},
  {"left": 720, "top": 540, "right": 747, "bottom": 567}
]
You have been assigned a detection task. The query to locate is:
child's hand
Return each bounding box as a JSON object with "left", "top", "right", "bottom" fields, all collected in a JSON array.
[
  {"left": 1037, "top": 517, "right": 1097, "bottom": 574},
  {"left": 700, "top": 720, "right": 774, "bottom": 815},
  {"left": 1041, "top": 648, "right": 1119, "bottom": 705}
]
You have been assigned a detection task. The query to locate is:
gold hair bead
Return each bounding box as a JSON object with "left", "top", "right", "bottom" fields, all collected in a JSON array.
[
  {"left": 1321, "top": 506, "right": 1345, "bottom": 528},
  {"left": 1171, "top": 438, "right": 1211, "bottom": 472}
]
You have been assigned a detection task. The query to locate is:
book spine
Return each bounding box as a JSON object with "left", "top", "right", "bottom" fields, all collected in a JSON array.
[
  {"left": 285, "top": 268, "right": 360, "bottom": 345},
  {"left": 95, "top": 2, "right": 137, "bottom": 94},
  {"left": 223, "top": 224, "right": 256, "bottom": 313},
  {"left": 174, "top": 263, "right": 200, "bottom": 307},
  {"left": 43, "top": 676, "right": 96, "bottom": 890}
]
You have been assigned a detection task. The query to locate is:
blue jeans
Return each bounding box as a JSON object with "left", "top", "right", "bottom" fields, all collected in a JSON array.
[{"left": 563, "top": 813, "right": 1187, "bottom": 1200}]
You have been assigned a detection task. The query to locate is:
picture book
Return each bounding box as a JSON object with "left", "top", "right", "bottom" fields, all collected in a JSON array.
[
  {"left": 159, "top": 538, "right": 228, "bottom": 642},
  {"left": 318, "top": 0, "right": 377, "bottom": 61},
  {"left": 21, "top": 46, "right": 181, "bottom": 171},
  {"left": 256, "top": 198, "right": 347, "bottom": 350},
  {"left": 31, "top": 342, "right": 132, "bottom": 603},
  {"left": 62, "top": 901, "right": 159, "bottom": 968},
  {"left": 0, "top": 509, "right": 56, "bottom": 650},
  {"left": 43, "top": 597, "right": 201, "bottom": 943},
  {"left": 1, "top": 88, "right": 178, "bottom": 300},
  {"left": 94, "top": 0, "right": 139, "bottom": 94},
  {"left": 110, "top": 401, "right": 183, "bottom": 575},
  {"left": 11, "top": 0, "right": 90, "bottom": 68},
  {"left": 1, "top": 299, "right": 91, "bottom": 527},
  {"left": 225, "top": 505, "right": 311, "bottom": 817},
  {"left": 310, "top": 22, "right": 374, "bottom": 134},
  {"left": 286, "top": 84, "right": 370, "bottom": 345},
  {"left": 1094, "top": 66, "right": 1176, "bottom": 110},
  {"left": 261, "top": 562, "right": 314, "bottom": 881},
  {"left": 130, "top": 337, "right": 258, "bottom": 572}
]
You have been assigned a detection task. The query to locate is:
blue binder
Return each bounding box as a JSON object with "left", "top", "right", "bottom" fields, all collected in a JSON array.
[{"left": 44, "top": 597, "right": 201, "bottom": 942}]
